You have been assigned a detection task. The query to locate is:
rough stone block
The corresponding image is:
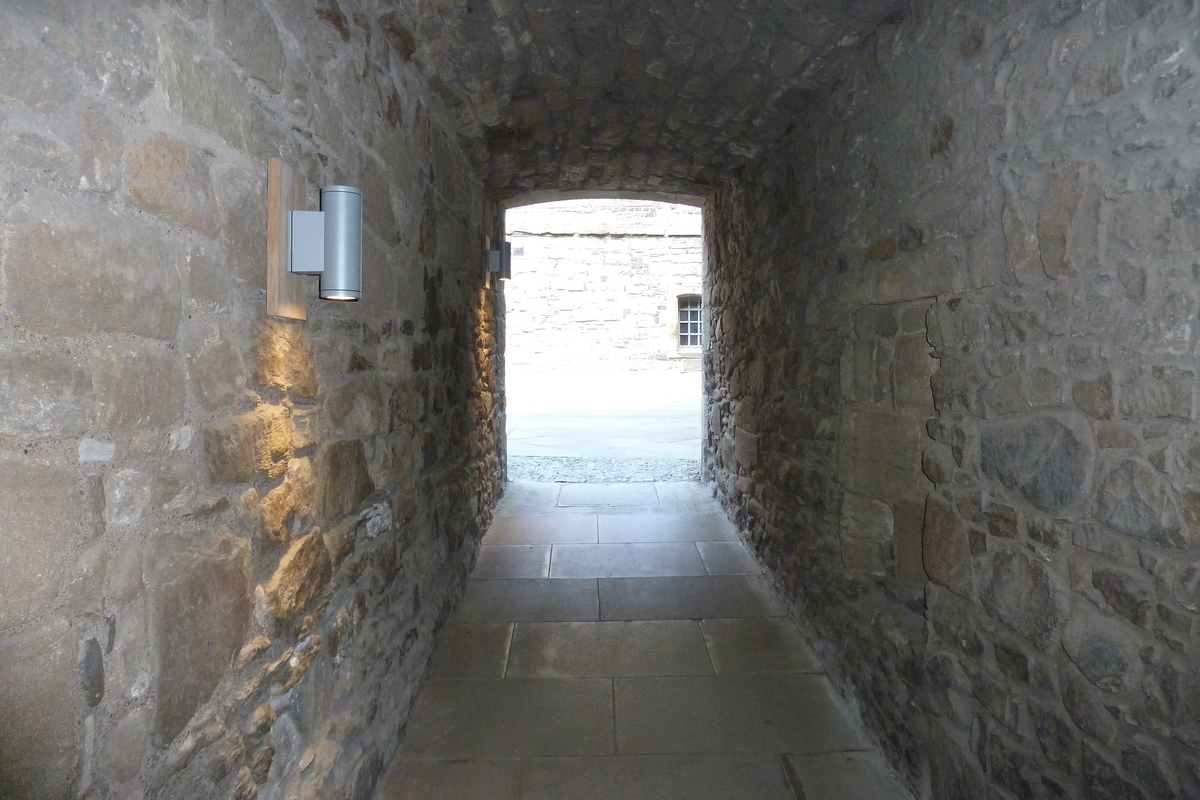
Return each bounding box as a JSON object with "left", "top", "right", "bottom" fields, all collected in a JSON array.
[
  {"left": 78, "top": 102, "right": 124, "bottom": 193},
  {"left": 159, "top": 19, "right": 269, "bottom": 154},
  {"left": 842, "top": 410, "right": 930, "bottom": 501},
  {"left": 5, "top": 194, "right": 181, "bottom": 339},
  {"left": 253, "top": 319, "right": 318, "bottom": 398},
  {"left": 213, "top": 0, "right": 286, "bottom": 93},
  {"left": 326, "top": 375, "right": 384, "bottom": 438},
  {"left": 1061, "top": 604, "right": 1144, "bottom": 693},
  {"left": 0, "top": 341, "right": 95, "bottom": 438},
  {"left": 980, "top": 413, "right": 1093, "bottom": 513},
  {"left": 1120, "top": 366, "right": 1194, "bottom": 419},
  {"left": 981, "top": 548, "right": 1065, "bottom": 650},
  {"left": 0, "top": 11, "right": 75, "bottom": 113},
  {"left": 149, "top": 528, "right": 252, "bottom": 745},
  {"left": 923, "top": 492, "right": 971, "bottom": 598},
  {"left": 840, "top": 493, "right": 893, "bottom": 574},
  {"left": 1073, "top": 374, "right": 1114, "bottom": 420},
  {"left": 1038, "top": 161, "right": 1098, "bottom": 280},
  {"left": 94, "top": 344, "right": 186, "bottom": 432},
  {"left": 261, "top": 531, "right": 332, "bottom": 620},
  {"left": 1095, "top": 459, "right": 1185, "bottom": 548},
  {"left": 184, "top": 321, "right": 249, "bottom": 411},
  {"left": 893, "top": 332, "right": 936, "bottom": 411},
  {"left": 0, "top": 622, "right": 76, "bottom": 799},
  {"left": 314, "top": 440, "right": 375, "bottom": 520},
  {"left": 78, "top": 1, "right": 157, "bottom": 104},
  {"left": 0, "top": 455, "right": 81, "bottom": 632},
  {"left": 733, "top": 426, "right": 758, "bottom": 470},
  {"left": 126, "top": 132, "right": 220, "bottom": 236},
  {"left": 203, "top": 405, "right": 293, "bottom": 483},
  {"left": 877, "top": 245, "right": 961, "bottom": 304}
]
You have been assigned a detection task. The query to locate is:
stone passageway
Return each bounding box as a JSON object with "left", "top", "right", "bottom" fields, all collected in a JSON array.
[{"left": 375, "top": 481, "right": 910, "bottom": 799}]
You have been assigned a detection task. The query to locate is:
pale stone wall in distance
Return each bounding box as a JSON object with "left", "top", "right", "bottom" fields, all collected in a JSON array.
[{"left": 505, "top": 200, "right": 703, "bottom": 374}]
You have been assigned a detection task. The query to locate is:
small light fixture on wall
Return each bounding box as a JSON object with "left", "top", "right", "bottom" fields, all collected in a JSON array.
[
  {"left": 487, "top": 241, "right": 512, "bottom": 281},
  {"left": 266, "top": 159, "right": 362, "bottom": 320}
]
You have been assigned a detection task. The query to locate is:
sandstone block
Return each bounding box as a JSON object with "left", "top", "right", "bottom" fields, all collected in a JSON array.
[
  {"left": 79, "top": 102, "right": 124, "bottom": 193},
  {"left": 839, "top": 493, "right": 892, "bottom": 574},
  {"left": 0, "top": 622, "right": 76, "bottom": 798},
  {"left": 94, "top": 344, "right": 186, "bottom": 432},
  {"left": 324, "top": 516, "right": 362, "bottom": 567},
  {"left": 159, "top": 19, "right": 269, "bottom": 154},
  {"left": 261, "top": 531, "right": 332, "bottom": 620},
  {"left": 1172, "top": 563, "right": 1200, "bottom": 613},
  {"left": 204, "top": 406, "right": 293, "bottom": 483},
  {"left": 1092, "top": 565, "right": 1156, "bottom": 628},
  {"left": 149, "top": 528, "right": 252, "bottom": 744},
  {"left": 1120, "top": 366, "right": 1194, "bottom": 419},
  {"left": 893, "top": 332, "right": 936, "bottom": 411},
  {"left": 5, "top": 194, "right": 181, "bottom": 339},
  {"left": 1095, "top": 460, "right": 1185, "bottom": 548},
  {"left": 126, "top": 133, "right": 220, "bottom": 236},
  {"left": 842, "top": 410, "right": 930, "bottom": 501},
  {"left": 213, "top": 0, "right": 286, "bottom": 92},
  {"left": 981, "top": 548, "right": 1065, "bottom": 650},
  {"left": 0, "top": 341, "right": 95, "bottom": 437},
  {"left": 980, "top": 414, "right": 1092, "bottom": 513},
  {"left": 923, "top": 492, "right": 971, "bottom": 597},
  {"left": 79, "top": 1, "right": 157, "bottom": 104},
  {"left": 0, "top": 11, "right": 75, "bottom": 113},
  {"left": 326, "top": 375, "right": 384, "bottom": 438},
  {"left": 1073, "top": 374, "right": 1114, "bottom": 420},
  {"left": 314, "top": 440, "right": 375, "bottom": 520},
  {"left": 253, "top": 319, "right": 318, "bottom": 398},
  {"left": 1038, "top": 161, "right": 1098, "bottom": 280},
  {"left": 733, "top": 426, "right": 758, "bottom": 470},
  {"left": 184, "top": 322, "right": 249, "bottom": 411},
  {"left": 0, "top": 455, "right": 81, "bottom": 632}
]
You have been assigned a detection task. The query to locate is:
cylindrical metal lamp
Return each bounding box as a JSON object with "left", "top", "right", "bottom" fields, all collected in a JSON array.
[{"left": 319, "top": 185, "right": 362, "bottom": 301}]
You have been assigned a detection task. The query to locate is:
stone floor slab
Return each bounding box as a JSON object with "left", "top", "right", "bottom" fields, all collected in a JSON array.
[
  {"left": 457, "top": 579, "right": 599, "bottom": 623},
  {"left": 782, "top": 751, "right": 913, "bottom": 799},
  {"left": 399, "top": 678, "right": 615, "bottom": 758},
  {"left": 506, "top": 620, "right": 713, "bottom": 678},
  {"left": 519, "top": 754, "right": 794, "bottom": 800},
  {"left": 696, "top": 541, "right": 761, "bottom": 575},
  {"left": 426, "top": 623, "right": 513, "bottom": 680},
  {"left": 474, "top": 545, "right": 552, "bottom": 579},
  {"left": 599, "top": 575, "right": 781, "bottom": 620},
  {"left": 484, "top": 515, "right": 598, "bottom": 544},
  {"left": 598, "top": 514, "right": 736, "bottom": 543},
  {"left": 550, "top": 542, "right": 707, "bottom": 578},
  {"left": 700, "top": 618, "right": 822, "bottom": 675},
  {"left": 374, "top": 758, "right": 520, "bottom": 800},
  {"left": 615, "top": 674, "right": 868, "bottom": 755},
  {"left": 558, "top": 483, "right": 659, "bottom": 507}
]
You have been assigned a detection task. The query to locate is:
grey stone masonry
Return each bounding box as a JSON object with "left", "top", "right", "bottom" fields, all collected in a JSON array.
[
  {"left": 0, "top": 2, "right": 504, "bottom": 799},
  {"left": 705, "top": 0, "right": 1200, "bottom": 798}
]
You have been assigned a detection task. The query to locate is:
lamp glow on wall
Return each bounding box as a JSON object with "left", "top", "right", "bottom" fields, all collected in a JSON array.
[
  {"left": 488, "top": 241, "right": 512, "bottom": 281},
  {"left": 266, "top": 158, "right": 362, "bottom": 320}
]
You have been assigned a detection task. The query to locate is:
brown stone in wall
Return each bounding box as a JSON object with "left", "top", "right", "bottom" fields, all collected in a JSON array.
[
  {"left": 261, "top": 531, "right": 333, "bottom": 621},
  {"left": 149, "top": 528, "right": 252, "bottom": 745},
  {"left": 94, "top": 344, "right": 186, "bottom": 432},
  {"left": 204, "top": 406, "right": 294, "bottom": 483},
  {"left": 313, "top": 440, "right": 375, "bottom": 521},
  {"left": 923, "top": 492, "right": 972, "bottom": 598},
  {"left": 126, "top": 133, "right": 221, "bottom": 237},
  {"left": 253, "top": 319, "right": 318, "bottom": 398},
  {"left": 1038, "top": 160, "right": 1098, "bottom": 280},
  {"left": 0, "top": 342, "right": 95, "bottom": 438},
  {"left": 980, "top": 548, "right": 1065, "bottom": 651},
  {"left": 840, "top": 493, "right": 893, "bottom": 575}
]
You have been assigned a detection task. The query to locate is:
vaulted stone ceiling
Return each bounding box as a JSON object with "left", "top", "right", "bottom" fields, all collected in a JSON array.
[{"left": 380, "top": 0, "right": 904, "bottom": 200}]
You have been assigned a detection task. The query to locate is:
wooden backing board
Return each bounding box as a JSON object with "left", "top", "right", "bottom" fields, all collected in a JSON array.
[{"left": 266, "top": 158, "right": 310, "bottom": 320}]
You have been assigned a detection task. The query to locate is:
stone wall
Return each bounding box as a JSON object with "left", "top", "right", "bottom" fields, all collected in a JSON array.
[
  {"left": 505, "top": 200, "right": 702, "bottom": 373},
  {"left": 705, "top": 0, "right": 1200, "bottom": 797},
  {"left": 0, "top": 3, "right": 503, "bottom": 799}
]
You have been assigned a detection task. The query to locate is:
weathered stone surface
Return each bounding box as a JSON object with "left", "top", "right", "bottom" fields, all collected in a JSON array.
[
  {"left": 149, "top": 528, "right": 252, "bottom": 745},
  {"left": 94, "top": 344, "right": 186, "bottom": 432},
  {"left": 204, "top": 406, "right": 293, "bottom": 483},
  {"left": 839, "top": 493, "right": 892, "bottom": 574},
  {"left": 923, "top": 492, "right": 971, "bottom": 598},
  {"left": 0, "top": 11, "right": 75, "bottom": 114},
  {"left": 79, "top": 102, "right": 124, "bottom": 193},
  {"left": 1120, "top": 366, "right": 1194, "bottom": 419},
  {"left": 126, "top": 133, "right": 220, "bottom": 236},
  {"left": 980, "top": 549, "right": 1064, "bottom": 650},
  {"left": 213, "top": 0, "right": 285, "bottom": 92},
  {"left": 261, "top": 532, "right": 332, "bottom": 621},
  {"left": 253, "top": 319, "right": 318, "bottom": 398},
  {"left": 1073, "top": 374, "right": 1114, "bottom": 420},
  {"left": 81, "top": 636, "right": 105, "bottom": 707},
  {"left": 0, "top": 622, "right": 76, "bottom": 798},
  {"left": 1095, "top": 460, "right": 1185, "bottom": 548},
  {"left": 980, "top": 414, "right": 1092, "bottom": 513},
  {"left": 0, "top": 342, "right": 95, "bottom": 437},
  {"left": 1038, "top": 161, "right": 1097, "bottom": 280},
  {"left": 326, "top": 375, "right": 384, "bottom": 438},
  {"left": 1092, "top": 566, "right": 1156, "bottom": 628},
  {"left": 5, "top": 195, "right": 181, "bottom": 339},
  {"left": 0, "top": 455, "right": 81, "bottom": 632},
  {"left": 313, "top": 440, "right": 374, "bottom": 520},
  {"left": 185, "top": 322, "right": 249, "bottom": 411},
  {"left": 1172, "top": 563, "right": 1200, "bottom": 613},
  {"left": 1061, "top": 605, "right": 1143, "bottom": 692},
  {"left": 842, "top": 410, "right": 930, "bottom": 501}
]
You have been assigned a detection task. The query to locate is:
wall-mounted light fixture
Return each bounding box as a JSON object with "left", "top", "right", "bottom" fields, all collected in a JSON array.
[
  {"left": 266, "top": 158, "right": 362, "bottom": 320},
  {"left": 487, "top": 241, "right": 512, "bottom": 281}
]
